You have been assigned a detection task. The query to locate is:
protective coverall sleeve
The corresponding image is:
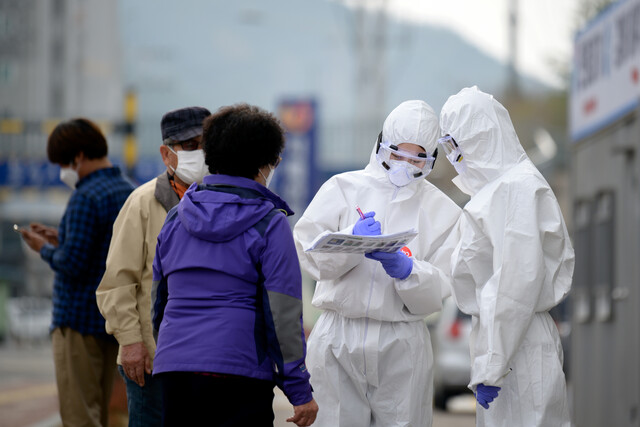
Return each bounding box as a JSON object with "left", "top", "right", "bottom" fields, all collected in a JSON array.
[
  {"left": 96, "top": 194, "right": 146, "bottom": 346},
  {"left": 394, "top": 202, "right": 461, "bottom": 316},
  {"left": 293, "top": 178, "right": 362, "bottom": 281},
  {"left": 260, "top": 214, "right": 313, "bottom": 406},
  {"left": 470, "top": 182, "right": 566, "bottom": 387}
]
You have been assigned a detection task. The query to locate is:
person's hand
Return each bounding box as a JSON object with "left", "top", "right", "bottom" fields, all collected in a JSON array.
[
  {"left": 353, "top": 211, "right": 381, "bottom": 236},
  {"left": 365, "top": 250, "right": 413, "bottom": 279},
  {"left": 121, "top": 342, "right": 152, "bottom": 387},
  {"left": 287, "top": 398, "right": 318, "bottom": 427},
  {"left": 30, "top": 223, "right": 59, "bottom": 246},
  {"left": 18, "top": 229, "right": 48, "bottom": 253},
  {"left": 475, "top": 383, "right": 501, "bottom": 409}
]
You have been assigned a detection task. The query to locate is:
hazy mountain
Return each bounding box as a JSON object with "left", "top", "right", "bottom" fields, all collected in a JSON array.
[{"left": 119, "top": 0, "right": 550, "bottom": 156}]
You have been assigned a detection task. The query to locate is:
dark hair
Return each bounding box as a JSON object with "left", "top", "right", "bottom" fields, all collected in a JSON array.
[
  {"left": 203, "top": 104, "right": 284, "bottom": 179},
  {"left": 47, "top": 118, "right": 108, "bottom": 164}
]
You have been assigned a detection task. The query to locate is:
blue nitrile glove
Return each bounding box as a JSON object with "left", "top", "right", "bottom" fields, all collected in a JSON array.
[
  {"left": 475, "top": 383, "right": 501, "bottom": 409},
  {"left": 353, "top": 211, "right": 381, "bottom": 236},
  {"left": 365, "top": 250, "right": 413, "bottom": 279}
]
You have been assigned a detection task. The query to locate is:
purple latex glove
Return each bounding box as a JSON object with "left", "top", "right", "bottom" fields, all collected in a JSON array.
[
  {"left": 475, "top": 383, "right": 501, "bottom": 409},
  {"left": 353, "top": 211, "right": 381, "bottom": 236},
  {"left": 365, "top": 250, "right": 412, "bottom": 279}
]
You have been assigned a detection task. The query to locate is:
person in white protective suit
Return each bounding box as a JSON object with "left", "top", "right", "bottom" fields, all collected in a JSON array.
[
  {"left": 438, "top": 86, "right": 574, "bottom": 427},
  {"left": 293, "top": 100, "right": 461, "bottom": 427}
]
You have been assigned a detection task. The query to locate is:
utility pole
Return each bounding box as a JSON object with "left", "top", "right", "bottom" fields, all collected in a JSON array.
[
  {"left": 352, "top": 0, "right": 388, "bottom": 156},
  {"left": 507, "top": 0, "right": 520, "bottom": 99},
  {"left": 123, "top": 90, "right": 138, "bottom": 179}
]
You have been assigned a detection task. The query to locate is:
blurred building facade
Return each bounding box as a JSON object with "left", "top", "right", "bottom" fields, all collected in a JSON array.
[
  {"left": 0, "top": 0, "right": 124, "bottom": 329},
  {"left": 570, "top": 0, "right": 640, "bottom": 425},
  {"left": 0, "top": 0, "right": 124, "bottom": 160},
  {"left": 0, "top": 0, "right": 125, "bottom": 186}
]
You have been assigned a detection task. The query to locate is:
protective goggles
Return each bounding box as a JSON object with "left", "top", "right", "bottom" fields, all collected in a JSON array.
[
  {"left": 437, "top": 135, "right": 464, "bottom": 165},
  {"left": 377, "top": 141, "right": 436, "bottom": 178}
]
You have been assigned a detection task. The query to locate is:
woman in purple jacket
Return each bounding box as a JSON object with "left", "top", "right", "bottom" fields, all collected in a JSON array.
[{"left": 151, "top": 104, "right": 318, "bottom": 426}]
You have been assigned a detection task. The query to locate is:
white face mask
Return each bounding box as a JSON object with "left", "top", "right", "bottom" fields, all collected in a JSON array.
[
  {"left": 387, "top": 160, "right": 422, "bottom": 187},
  {"left": 60, "top": 166, "right": 79, "bottom": 189},
  {"left": 259, "top": 165, "right": 275, "bottom": 188},
  {"left": 168, "top": 147, "right": 209, "bottom": 184}
]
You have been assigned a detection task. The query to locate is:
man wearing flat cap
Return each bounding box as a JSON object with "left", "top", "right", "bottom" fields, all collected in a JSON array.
[{"left": 97, "top": 106, "right": 211, "bottom": 426}]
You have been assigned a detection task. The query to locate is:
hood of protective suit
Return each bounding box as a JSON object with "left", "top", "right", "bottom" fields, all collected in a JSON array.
[
  {"left": 368, "top": 100, "right": 439, "bottom": 187},
  {"left": 439, "top": 86, "right": 527, "bottom": 196},
  {"left": 381, "top": 100, "right": 439, "bottom": 154},
  {"left": 177, "top": 175, "right": 292, "bottom": 242}
]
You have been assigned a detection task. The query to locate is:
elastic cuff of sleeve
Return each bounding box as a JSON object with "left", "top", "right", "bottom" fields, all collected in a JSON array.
[
  {"left": 40, "top": 243, "right": 56, "bottom": 262},
  {"left": 114, "top": 330, "right": 144, "bottom": 346},
  {"left": 287, "top": 388, "right": 314, "bottom": 407},
  {"left": 399, "top": 260, "right": 413, "bottom": 280}
]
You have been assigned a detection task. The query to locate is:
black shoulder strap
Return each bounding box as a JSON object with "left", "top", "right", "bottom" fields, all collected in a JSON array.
[
  {"left": 253, "top": 208, "right": 286, "bottom": 237},
  {"left": 163, "top": 205, "right": 179, "bottom": 225}
]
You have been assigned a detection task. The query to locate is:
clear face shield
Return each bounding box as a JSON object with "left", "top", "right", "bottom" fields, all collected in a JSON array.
[
  {"left": 437, "top": 134, "right": 467, "bottom": 174},
  {"left": 376, "top": 140, "right": 436, "bottom": 186}
]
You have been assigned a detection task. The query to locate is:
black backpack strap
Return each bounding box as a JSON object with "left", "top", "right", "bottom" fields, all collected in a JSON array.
[{"left": 253, "top": 208, "right": 287, "bottom": 237}]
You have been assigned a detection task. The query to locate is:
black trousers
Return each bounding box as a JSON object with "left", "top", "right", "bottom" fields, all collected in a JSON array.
[{"left": 157, "top": 372, "right": 276, "bottom": 426}]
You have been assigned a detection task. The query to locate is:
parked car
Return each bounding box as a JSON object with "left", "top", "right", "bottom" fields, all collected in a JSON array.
[
  {"left": 432, "top": 297, "right": 473, "bottom": 409},
  {"left": 550, "top": 299, "right": 571, "bottom": 379}
]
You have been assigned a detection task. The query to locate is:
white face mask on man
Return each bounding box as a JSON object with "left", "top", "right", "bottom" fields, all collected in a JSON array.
[
  {"left": 60, "top": 165, "right": 79, "bottom": 189},
  {"left": 168, "top": 147, "right": 209, "bottom": 184}
]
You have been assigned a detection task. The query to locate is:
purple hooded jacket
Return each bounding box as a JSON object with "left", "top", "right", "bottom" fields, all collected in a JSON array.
[{"left": 151, "top": 174, "right": 313, "bottom": 406}]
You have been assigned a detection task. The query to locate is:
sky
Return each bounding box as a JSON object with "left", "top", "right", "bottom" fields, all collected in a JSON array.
[{"left": 342, "top": 0, "right": 582, "bottom": 88}]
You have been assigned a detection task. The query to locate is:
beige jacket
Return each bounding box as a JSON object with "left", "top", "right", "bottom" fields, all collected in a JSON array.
[{"left": 96, "top": 172, "right": 179, "bottom": 367}]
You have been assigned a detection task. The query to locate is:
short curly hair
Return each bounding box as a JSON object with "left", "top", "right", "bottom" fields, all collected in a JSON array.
[
  {"left": 203, "top": 104, "right": 285, "bottom": 179},
  {"left": 47, "top": 118, "right": 108, "bottom": 165}
]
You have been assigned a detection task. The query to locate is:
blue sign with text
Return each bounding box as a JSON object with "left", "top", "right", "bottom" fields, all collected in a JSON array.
[{"left": 273, "top": 99, "right": 319, "bottom": 223}]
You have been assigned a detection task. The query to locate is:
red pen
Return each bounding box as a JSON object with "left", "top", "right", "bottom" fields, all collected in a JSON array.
[{"left": 356, "top": 205, "right": 365, "bottom": 220}]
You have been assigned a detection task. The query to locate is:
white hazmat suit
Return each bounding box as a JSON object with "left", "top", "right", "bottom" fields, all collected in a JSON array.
[
  {"left": 439, "top": 87, "right": 574, "bottom": 426},
  {"left": 294, "top": 100, "right": 461, "bottom": 426}
]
